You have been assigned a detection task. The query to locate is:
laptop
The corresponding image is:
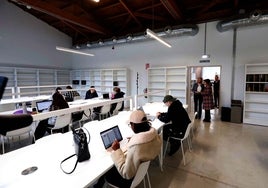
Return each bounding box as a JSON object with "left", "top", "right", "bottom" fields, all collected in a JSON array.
[
  {"left": 100, "top": 125, "right": 128, "bottom": 152},
  {"left": 36, "top": 100, "right": 52, "bottom": 112},
  {"left": 102, "top": 93, "right": 109, "bottom": 99}
]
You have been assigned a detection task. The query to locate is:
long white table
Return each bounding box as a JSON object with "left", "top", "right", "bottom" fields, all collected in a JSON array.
[{"left": 0, "top": 111, "right": 164, "bottom": 188}]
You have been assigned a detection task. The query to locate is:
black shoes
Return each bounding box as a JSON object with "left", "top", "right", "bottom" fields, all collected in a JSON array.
[{"left": 203, "top": 119, "right": 211, "bottom": 122}]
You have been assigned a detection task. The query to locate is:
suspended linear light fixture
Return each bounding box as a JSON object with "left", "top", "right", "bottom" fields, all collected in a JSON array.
[
  {"left": 146, "top": 28, "right": 172, "bottom": 48},
  {"left": 201, "top": 23, "right": 210, "bottom": 59},
  {"left": 56, "top": 46, "right": 94, "bottom": 56}
]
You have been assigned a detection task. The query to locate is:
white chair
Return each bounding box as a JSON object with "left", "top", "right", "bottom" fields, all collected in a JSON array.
[
  {"left": 164, "top": 123, "right": 193, "bottom": 165},
  {"left": 112, "top": 101, "right": 123, "bottom": 116},
  {"left": 106, "top": 161, "right": 151, "bottom": 188},
  {"left": 95, "top": 104, "right": 111, "bottom": 120},
  {"left": 0, "top": 114, "right": 34, "bottom": 154},
  {"left": 47, "top": 113, "right": 72, "bottom": 134},
  {"left": 79, "top": 108, "right": 92, "bottom": 125}
]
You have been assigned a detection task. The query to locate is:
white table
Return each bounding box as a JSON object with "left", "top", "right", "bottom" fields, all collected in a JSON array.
[
  {"left": 0, "top": 95, "right": 51, "bottom": 114},
  {"left": 0, "top": 111, "right": 164, "bottom": 188},
  {"left": 142, "top": 101, "right": 188, "bottom": 115}
]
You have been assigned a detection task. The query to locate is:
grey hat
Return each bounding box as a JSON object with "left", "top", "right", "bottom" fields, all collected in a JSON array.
[{"left": 163, "top": 95, "right": 176, "bottom": 103}]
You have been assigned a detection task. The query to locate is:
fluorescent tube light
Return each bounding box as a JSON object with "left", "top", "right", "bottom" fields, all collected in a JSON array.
[
  {"left": 56, "top": 46, "right": 94, "bottom": 56},
  {"left": 201, "top": 54, "right": 210, "bottom": 59},
  {"left": 146, "top": 28, "right": 172, "bottom": 48}
]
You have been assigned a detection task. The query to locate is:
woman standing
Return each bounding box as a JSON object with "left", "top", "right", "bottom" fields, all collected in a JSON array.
[{"left": 201, "top": 79, "right": 214, "bottom": 122}]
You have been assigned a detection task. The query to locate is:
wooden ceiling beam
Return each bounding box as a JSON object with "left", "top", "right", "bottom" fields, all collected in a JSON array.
[
  {"left": 119, "top": 0, "right": 142, "bottom": 27},
  {"left": 160, "top": 0, "right": 183, "bottom": 20},
  {"left": 15, "top": 0, "right": 107, "bottom": 34}
]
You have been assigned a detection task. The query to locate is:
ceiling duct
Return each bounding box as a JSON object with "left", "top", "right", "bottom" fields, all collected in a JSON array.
[
  {"left": 217, "top": 10, "right": 268, "bottom": 32},
  {"left": 78, "top": 24, "right": 198, "bottom": 49}
]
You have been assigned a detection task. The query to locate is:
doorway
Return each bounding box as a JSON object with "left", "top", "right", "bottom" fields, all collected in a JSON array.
[{"left": 187, "top": 66, "right": 221, "bottom": 115}]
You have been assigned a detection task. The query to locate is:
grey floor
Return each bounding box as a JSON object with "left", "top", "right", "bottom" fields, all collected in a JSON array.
[{"left": 146, "top": 109, "right": 268, "bottom": 188}]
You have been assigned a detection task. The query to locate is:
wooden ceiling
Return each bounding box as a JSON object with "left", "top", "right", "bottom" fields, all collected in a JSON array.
[{"left": 9, "top": 0, "right": 268, "bottom": 46}]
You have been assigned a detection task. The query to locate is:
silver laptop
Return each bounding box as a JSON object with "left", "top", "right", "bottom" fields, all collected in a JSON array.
[{"left": 36, "top": 100, "right": 52, "bottom": 112}]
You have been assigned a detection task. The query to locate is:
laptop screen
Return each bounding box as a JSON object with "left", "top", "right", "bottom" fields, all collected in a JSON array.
[
  {"left": 102, "top": 93, "right": 109, "bottom": 99},
  {"left": 100, "top": 125, "right": 123, "bottom": 149},
  {"left": 36, "top": 100, "right": 52, "bottom": 112}
]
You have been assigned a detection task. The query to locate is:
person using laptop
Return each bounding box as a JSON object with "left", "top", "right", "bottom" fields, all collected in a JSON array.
[
  {"left": 63, "top": 85, "right": 80, "bottom": 102},
  {"left": 94, "top": 110, "right": 162, "bottom": 188},
  {"left": 156, "top": 95, "right": 191, "bottom": 156},
  {"left": 34, "top": 91, "right": 69, "bottom": 140},
  {"left": 110, "top": 87, "right": 125, "bottom": 115}
]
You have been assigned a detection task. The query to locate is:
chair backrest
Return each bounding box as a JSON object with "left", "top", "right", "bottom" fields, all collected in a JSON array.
[
  {"left": 130, "top": 161, "right": 151, "bottom": 188},
  {"left": 81, "top": 108, "right": 91, "bottom": 121},
  {"left": 0, "top": 114, "right": 33, "bottom": 136},
  {"left": 182, "top": 122, "right": 192, "bottom": 140},
  {"left": 112, "top": 101, "right": 123, "bottom": 115},
  {"left": 53, "top": 113, "right": 71, "bottom": 130},
  {"left": 100, "top": 104, "right": 111, "bottom": 114}
]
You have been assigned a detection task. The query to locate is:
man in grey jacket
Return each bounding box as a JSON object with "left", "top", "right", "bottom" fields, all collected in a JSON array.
[{"left": 94, "top": 110, "right": 162, "bottom": 188}]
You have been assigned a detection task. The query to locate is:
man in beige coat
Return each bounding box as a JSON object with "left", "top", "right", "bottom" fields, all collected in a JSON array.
[{"left": 94, "top": 110, "right": 162, "bottom": 188}]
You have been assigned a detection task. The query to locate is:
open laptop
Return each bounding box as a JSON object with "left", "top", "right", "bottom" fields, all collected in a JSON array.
[
  {"left": 102, "top": 93, "right": 110, "bottom": 99},
  {"left": 100, "top": 125, "right": 128, "bottom": 152},
  {"left": 36, "top": 100, "right": 52, "bottom": 112}
]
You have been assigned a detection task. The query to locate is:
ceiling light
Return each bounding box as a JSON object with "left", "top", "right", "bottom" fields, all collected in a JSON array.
[
  {"left": 56, "top": 46, "right": 94, "bottom": 56},
  {"left": 93, "top": 0, "right": 100, "bottom": 2},
  {"left": 146, "top": 28, "right": 172, "bottom": 48},
  {"left": 201, "top": 23, "right": 210, "bottom": 59}
]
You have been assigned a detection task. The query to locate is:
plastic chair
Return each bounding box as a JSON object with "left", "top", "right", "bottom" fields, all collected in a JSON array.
[
  {"left": 77, "top": 108, "right": 92, "bottom": 127},
  {"left": 164, "top": 123, "right": 193, "bottom": 165},
  {"left": 0, "top": 114, "right": 34, "bottom": 154},
  {"left": 47, "top": 113, "right": 72, "bottom": 134},
  {"left": 112, "top": 101, "right": 123, "bottom": 116},
  {"left": 106, "top": 161, "right": 151, "bottom": 188},
  {"left": 95, "top": 104, "right": 111, "bottom": 120}
]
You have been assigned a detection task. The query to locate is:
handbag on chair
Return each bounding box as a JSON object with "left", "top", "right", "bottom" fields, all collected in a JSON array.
[{"left": 60, "top": 127, "right": 90, "bottom": 174}]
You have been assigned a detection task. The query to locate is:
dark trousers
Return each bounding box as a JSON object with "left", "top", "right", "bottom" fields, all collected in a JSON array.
[
  {"left": 204, "top": 110, "right": 211, "bottom": 121},
  {"left": 94, "top": 166, "right": 133, "bottom": 188},
  {"left": 214, "top": 92, "right": 219, "bottom": 107},
  {"left": 194, "top": 94, "right": 203, "bottom": 118}
]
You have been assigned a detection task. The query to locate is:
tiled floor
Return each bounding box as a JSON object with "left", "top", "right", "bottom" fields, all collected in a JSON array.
[{"left": 146, "top": 109, "right": 268, "bottom": 188}]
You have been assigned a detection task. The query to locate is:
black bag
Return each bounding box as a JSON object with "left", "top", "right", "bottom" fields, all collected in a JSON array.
[{"left": 60, "top": 127, "right": 90, "bottom": 174}]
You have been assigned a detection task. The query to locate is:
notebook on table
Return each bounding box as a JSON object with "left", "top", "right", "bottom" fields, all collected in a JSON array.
[
  {"left": 36, "top": 100, "right": 52, "bottom": 112},
  {"left": 100, "top": 125, "right": 128, "bottom": 152}
]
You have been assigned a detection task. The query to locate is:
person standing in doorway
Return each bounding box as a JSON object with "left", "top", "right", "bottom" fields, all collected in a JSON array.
[
  {"left": 201, "top": 79, "right": 214, "bottom": 122},
  {"left": 192, "top": 77, "right": 204, "bottom": 119},
  {"left": 213, "top": 75, "right": 220, "bottom": 108}
]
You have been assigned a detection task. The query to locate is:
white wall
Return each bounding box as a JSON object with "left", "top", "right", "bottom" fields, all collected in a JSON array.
[
  {"left": 0, "top": 0, "right": 72, "bottom": 68},
  {"left": 72, "top": 22, "right": 235, "bottom": 107}
]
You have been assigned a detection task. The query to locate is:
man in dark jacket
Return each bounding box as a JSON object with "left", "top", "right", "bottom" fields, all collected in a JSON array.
[{"left": 156, "top": 95, "right": 191, "bottom": 156}]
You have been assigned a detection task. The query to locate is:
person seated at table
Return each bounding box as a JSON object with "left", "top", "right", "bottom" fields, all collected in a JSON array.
[
  {"left": 85, "top": 86, "right": 98, "bottom": 99},
  {"left": 34, "top": 91, "right": 69, "bottom": 140},
  {"left": 63, "top": 85, "right": 80, "bottom": 102},
  {"left": 110, "top": 87, "right": 125, "bottom": 115},
  {"left": 93, "top": 110, "right": 162, "bottom": 188},
  {"left": 156, "top": 95, "right": 191, "bottom": 156}
]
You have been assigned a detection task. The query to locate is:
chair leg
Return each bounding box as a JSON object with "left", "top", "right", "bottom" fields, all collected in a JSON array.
[
  {"left": 164, "top": 137, "right": 170, "bottom": 157},
  {"left": 146, "top": 172, "right": 151, "bottom": 188},
  {"left": 181, "top": 140, "right": 186, "bottom": 165}
]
